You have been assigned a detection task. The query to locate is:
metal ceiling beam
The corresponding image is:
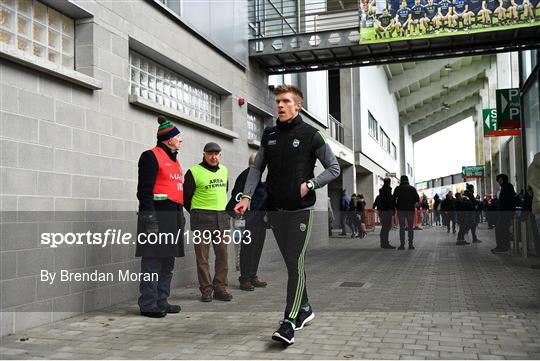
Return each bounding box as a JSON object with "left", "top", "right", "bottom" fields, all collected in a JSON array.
[
  {"left": 412, "top": 109, "right": 476, "bottom": 142},
  {"left": 400, "top": 79, "right": 485, "bottom": 125},
  {"left": 389, "top": 58, "right": 462, "bottom": 93},
  {"left": 409, "top": 95, "right": 480, "bottom": 135},
  {"left": 396, "top": 58, "right": 490, "bottom": 113}
]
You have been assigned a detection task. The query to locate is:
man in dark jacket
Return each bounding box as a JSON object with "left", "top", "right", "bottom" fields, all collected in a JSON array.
[
  {"left": 456, "top": 190, "right": 473, "bottom": 245},
  {"left": 393, "top": 175, "right": 420, "bottom": 250},
  {"left": 373, "top": 178, "right": 396, "bottom": 249},
  {"left": 234, "top": 85, "right": 340, "bottom": 346},
  {"left": 492, "top": 174, "right": 516, "bottom": 253},
  {"left": 433, "top": 194, "right": 441, "bottom": 226},
  {"left": 136, "top": 115, "right": 185, "bottom": 318},
  {"left": 464, "top": 184, "right": 481, "bottom": 243},
  {"left": 227, "top": 153, "right": 268, "bottom": 291},
  {"left": 441, "top": 191, "right": 456, "bottom": 233}
]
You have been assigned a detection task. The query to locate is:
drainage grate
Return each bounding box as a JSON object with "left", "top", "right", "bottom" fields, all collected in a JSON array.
[{"left": 339, "top": 282, "right": 365, "bottom": 288}]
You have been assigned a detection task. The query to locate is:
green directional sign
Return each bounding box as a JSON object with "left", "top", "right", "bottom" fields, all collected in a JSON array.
[
  {"left": 462, "top": 166, "right": 484, "bottom": 178},
  {"left": 483, "top": 108, "right": 497, "bottom": 136},
  {"left": 496, "top": 88, "right": 521, "bottom": 129}
]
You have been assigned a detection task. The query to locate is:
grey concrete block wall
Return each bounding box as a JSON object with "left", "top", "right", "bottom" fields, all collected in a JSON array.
[{"left": 0, "top": 0, "right": 331, "bottom": 337}]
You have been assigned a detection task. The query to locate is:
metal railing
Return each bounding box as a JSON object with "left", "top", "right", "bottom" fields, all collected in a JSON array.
[
  {"left": 248, "top": 0, "right": 361, "bottom": 39},
  {"left": 328, "top": 114, "right": 344, "bottom": 144}
]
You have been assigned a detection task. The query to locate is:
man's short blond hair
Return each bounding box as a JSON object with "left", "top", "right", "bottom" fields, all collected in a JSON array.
[{"left": 274, "top": 84, "right": 304, "bottom": 107}]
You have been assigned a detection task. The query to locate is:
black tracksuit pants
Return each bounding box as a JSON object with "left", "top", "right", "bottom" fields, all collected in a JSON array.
[
  {"left": 269, "top": 209, "right": 313, "bottom": 321},
  {"left": 239, "top": 218, "right": 267, "bottom": 282}
]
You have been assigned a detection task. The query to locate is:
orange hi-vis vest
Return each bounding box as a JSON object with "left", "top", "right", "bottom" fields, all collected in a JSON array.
[{"left": 151, "top": 146, "right": 184, "bottom": 204}]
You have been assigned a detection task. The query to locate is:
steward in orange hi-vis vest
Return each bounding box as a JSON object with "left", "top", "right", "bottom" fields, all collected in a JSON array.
[
  {"left": 151, "top": 146, "right": 184, "bottom": 205},
  {"left": 136, "top": 115, "right": 185, "bottom": 318}
]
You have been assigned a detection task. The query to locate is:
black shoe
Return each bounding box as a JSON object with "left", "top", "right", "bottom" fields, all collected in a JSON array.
[
  {"left": 491, "top": 248, "right": 509, "bottom": 254},
  {"left": 472, "top": 239, "right": 482, "bottom": 243},
  {"left": 140, "top": 308, "right": 167, "bottom": 318},
  {"left": 382, "top": 244, "right": 396, "bottom": 249},
  {"left": 531, "top": 264, "right": 540, "bottom": 269},
  {"left": 159, "top": 303, "right": 181, "bottom": 313},
  {"left": 408, "top": 244, "right": 415, "bottom": 250},
  {"left": 398, "top": 245, "right": 405, "bottom": 250},
  {"left": 272, "top": 321, "right": 295, "bottom": 346},
  {"left": 456, "top": 241, "right": 468, "bottom": 245},
  {"left": 213, "top": 291, "right": 233, "bottom": 301},
  {"left": 295, "top": 307, "right": 315, "bottom": 330}
]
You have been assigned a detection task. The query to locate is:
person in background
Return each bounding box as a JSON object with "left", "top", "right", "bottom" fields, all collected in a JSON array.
[
  {"left": 328, "top": 196, "right": 335, "bottom": 237},
  {"left": 393, "top": 175, "right": 420, "bottom": 250},
  {"left": 226, "top": 153, "right": 268, "bottom": 291},
  {"left": 357, "top": 194, "right": 367, "bottom": 238},
  {"left": 340, "top": 190, "right": 351, "bottom": 236},
  {"left": 136, "top": 115, "right": 185, "bottom": 318},
  {"left": 527, "top": 153, "right": 540, "bottom": 269},
  {"left": 373, "top": 177, "right": 396, "bottom": 249},
  {"left": 433, "top": 194, "right": 442, "bottom": 226},
  {"left": 492, "top": 174, "right": 516, "bottom": 254},
  {"left": 348, "top": 194, "right": 361, "bottom": 237},
  {"left": 477, "top": 195, "right": 484, "bottom": 222},
  {"left": 441, "top": 191, "right": 456, "bottom": 234},
  {"left": 487, "top": 194, "right": 498, "bottom": 229}
]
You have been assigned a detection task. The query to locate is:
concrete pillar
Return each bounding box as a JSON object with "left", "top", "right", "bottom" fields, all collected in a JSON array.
[
  {"left": 342, "top": 164, "right": 357, "bottom": 195},
  {"left": 340, "top": 68, "right": 354, "bottom": 150}
]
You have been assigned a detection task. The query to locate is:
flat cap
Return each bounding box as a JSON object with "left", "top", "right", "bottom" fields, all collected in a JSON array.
[{"left": 203, "top": 142, "right": 222, "bottom": 153}]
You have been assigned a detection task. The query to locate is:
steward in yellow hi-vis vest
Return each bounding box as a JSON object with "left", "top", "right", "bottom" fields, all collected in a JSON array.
[
  {"left": 136, "top": 115, "right": 185, "bottom": 319},
  {"left": 183, "top": 142, "right": 232, "bottom": 302}
]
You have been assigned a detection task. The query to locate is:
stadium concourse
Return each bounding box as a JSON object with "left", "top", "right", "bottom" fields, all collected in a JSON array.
[{"left": 1, "top": 224, "right": 540, "bottom": 360}]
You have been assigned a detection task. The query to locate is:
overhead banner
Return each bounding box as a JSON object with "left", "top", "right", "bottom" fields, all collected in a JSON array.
[
  {"left": 483, "top": 108, "right": 521, "bottom": 137},
  {"left": 359, "top": 1, "right": 540, "bottom": 44},
  {"left": 496, "top": 88, "right": 521, "bottom": 129},
  {"left": 462, "top": 165, "right": 484, "bottom": 178}
]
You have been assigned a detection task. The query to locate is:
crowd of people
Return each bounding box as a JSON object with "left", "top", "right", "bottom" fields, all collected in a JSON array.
[
  {"left": 333, "top": 164, "right": 540, "bottom": 265},
  {"left": 368, "top": 0, "right": 539, "bottom": 39}
]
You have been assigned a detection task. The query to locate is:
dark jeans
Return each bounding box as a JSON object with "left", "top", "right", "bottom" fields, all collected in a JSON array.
[
  {"left": 239, "top": 219, "right": 266, "bottom": 282},
  {"left": 379, "top": 211, "right": 393, "bottom": 247},
  {"left": 138, "top": 257, "right": 175, "bottom": 311},
  {"left": 398, "top": 211, "right": 415, "bottom": 245},
  {"left": 340, "top": 213, "right": 348, "bottom": 235},
  {"left": 269, "top": 210, "right": 312, "bottom": 321},
  {"left": 495, "top": 213, "right": 513, "bottom": 251}
]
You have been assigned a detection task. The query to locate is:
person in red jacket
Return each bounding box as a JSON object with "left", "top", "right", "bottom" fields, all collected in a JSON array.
[{"left": 136, "top": 115, "right": 185, "bottom": 318}]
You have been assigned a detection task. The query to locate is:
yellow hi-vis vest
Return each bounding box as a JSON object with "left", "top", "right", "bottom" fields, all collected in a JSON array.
[{"left": 190, "top": 164, "right": 228, "bottom": 211}]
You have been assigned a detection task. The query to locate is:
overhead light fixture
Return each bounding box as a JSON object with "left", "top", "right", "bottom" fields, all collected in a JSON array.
[{"left": 444, "top": 64, "right": 452, "bottom": 71}]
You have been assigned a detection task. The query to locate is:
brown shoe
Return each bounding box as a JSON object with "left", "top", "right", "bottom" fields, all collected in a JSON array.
[
  {"left": 200, "top": 293, "right": 212, "bottom": 302},
  {"left": 213, "top": 291, "right": 233, "bottom": 301},
  {"left": 239, "top": 280, "right": 255, "bottom": 291},
  {"left": 251, "top": 277, "right": 267, "bottom": 288}
]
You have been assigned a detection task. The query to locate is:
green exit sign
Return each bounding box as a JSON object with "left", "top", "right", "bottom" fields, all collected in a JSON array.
[{"left": 462, "top": 166, "right": 484, "bottom": 178}]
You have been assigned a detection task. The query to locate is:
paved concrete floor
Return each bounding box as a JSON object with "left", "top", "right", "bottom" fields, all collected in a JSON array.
[{"left": 1, "top": 223, "right": 540, "bottom": 359}]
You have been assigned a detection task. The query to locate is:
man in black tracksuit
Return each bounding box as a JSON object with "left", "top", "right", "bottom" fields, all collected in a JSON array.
[
  {"left": 373, "top": 178, "right": 396, "bottom": 249},
  {"left": 234, "top": 85, "right": 340, "bottom": 346}
]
